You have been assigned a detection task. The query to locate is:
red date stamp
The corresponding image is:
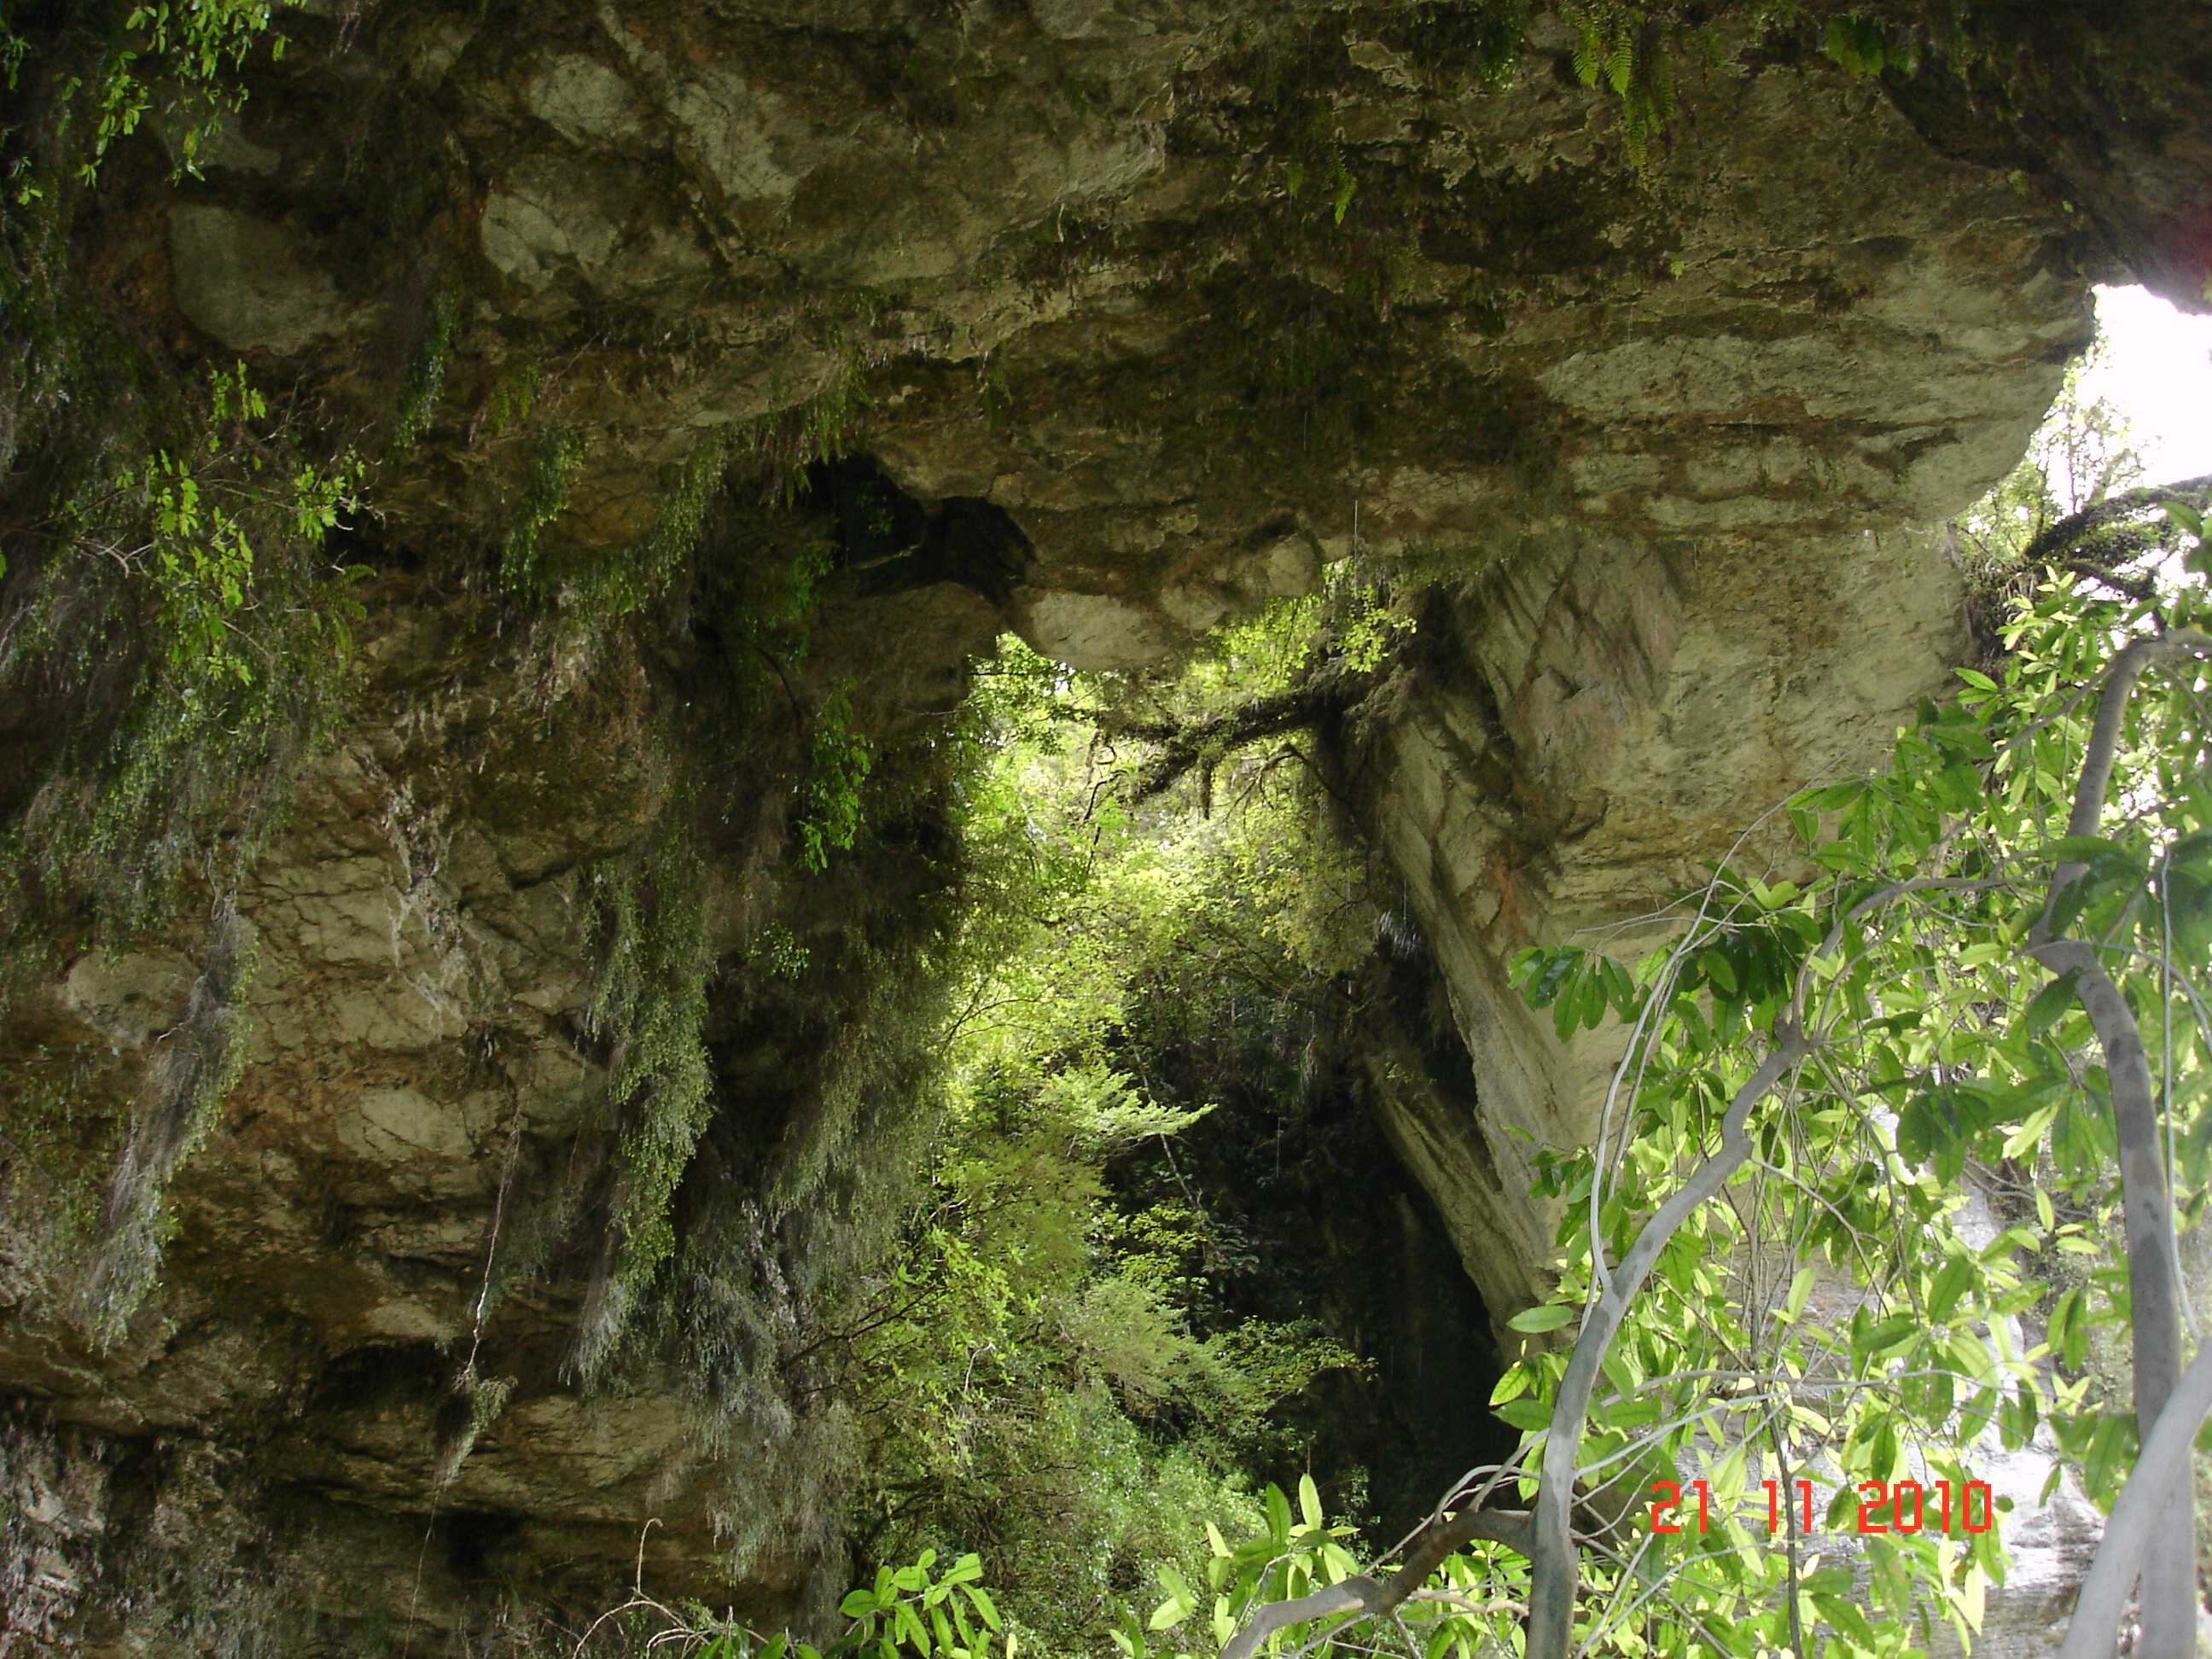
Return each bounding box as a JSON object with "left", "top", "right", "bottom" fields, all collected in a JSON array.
[{"left": 1650, "top": 1478, "right": 1996, "bottom": 1536}]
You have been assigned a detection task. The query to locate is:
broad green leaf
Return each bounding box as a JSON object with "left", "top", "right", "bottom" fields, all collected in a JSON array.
[
  {"left": 1495, "top": 1397, "right": 1556, "bottom": 1433},
  {"left": 1928, "top": 1255, "right": 1974, "bottom": 1323},
  {"left": 2025, "top": 970, "right": 2080, "bottom": 1034},
  {"left": 1507, "top": 1303, "right": 1577, "bottom": 1334},
  {"left": 963, "top": 1587, "right": 1001, "bottom": 1633}
]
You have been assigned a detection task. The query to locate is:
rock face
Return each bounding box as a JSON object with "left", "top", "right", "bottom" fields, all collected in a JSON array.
[{"left": 4, "top": 0, "right": 2212, "bottom": 1650}]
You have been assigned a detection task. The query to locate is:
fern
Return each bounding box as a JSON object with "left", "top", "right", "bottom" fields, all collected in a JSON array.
[
  {"left": 1561, "top": 2, "right": 1675, "bottom": 174},
  {"left": 1606, "top": 28, "right": 1634, "bottom": 94},
  {"left": 1570, "top": 28, "right": 1601, "bottom": 87}
]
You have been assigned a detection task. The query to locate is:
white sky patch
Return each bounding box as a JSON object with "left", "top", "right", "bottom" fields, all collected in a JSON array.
[{"left": 2076, "top": 285, "right": 2212, "bottom": 486}]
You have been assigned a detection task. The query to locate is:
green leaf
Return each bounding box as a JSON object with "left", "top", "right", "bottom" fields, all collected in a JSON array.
[
  {"left": 2047, "top": 834, "right": 2128, "bottom": 864},
  {"left": 1709, "top": 1440, "right": 1749, "bottom": 1506},
  {"left": 2025, "top": 970, "right": 2081, "bottom": 1034},
  {"left": 1928, "top": 1255, "right": 1974, "bottom": 1323},
  {"left": 963, "top": 1587, "right": 1001, "bottom": 1633},
  {"left": 1856, "top": 1314, "right": 1918, "bottom": 1363},
  {"left": 1782, "top": 1265, "right": 1814, "bottom": 1324},
  {"left": 1508, "top": 1302, "right": 1577, "bottom": 1334},
  {"left": 896, "top": 1601, "right": 930, "bottom": 1654},
  {"left": 1298, "top": 1473, "right": 1324, "bottom": 1531},
  {"left": 1552, "top": 983, "right": 1582, "bottom": 1042},
  {"left": 843, "top": 1592, "right": 879, "bottom": 1620},
  {"left": 1814, "top": 1592, "right": 1880, "bottom": 1649},
  {"left": 1578, "top": 970, "right": 1609, "bottom": 1031},
  {"left": 1494, "top": 1397, "right": 1556, "bottom": 1433}
]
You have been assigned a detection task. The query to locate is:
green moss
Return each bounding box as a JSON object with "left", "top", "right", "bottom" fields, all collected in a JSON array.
[{"left": 0, "top": 1039, "right": 134, "bottom": 1275}]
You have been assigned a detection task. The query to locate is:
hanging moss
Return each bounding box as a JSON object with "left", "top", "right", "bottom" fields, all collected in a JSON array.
[
  {"left": 497, "top": 422, "right": 589, "bottom": 600},
  {"left": 389, "top": 285, "right": 463, "bottom": 454},
  {"left": 568, "top": 817, "right": 717, "bottom": 1382},
  {"left": 73, "top": 902, "right": 258, "bottom": 1347}
]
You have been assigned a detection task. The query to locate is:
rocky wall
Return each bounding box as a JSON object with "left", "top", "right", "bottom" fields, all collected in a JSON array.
[{"left": 5, "top": 0, "right": 2212, "bottom": 1645}]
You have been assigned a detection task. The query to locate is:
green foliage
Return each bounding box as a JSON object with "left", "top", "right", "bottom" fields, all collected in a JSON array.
[
  {"left": 1954, "top": 340, "right": 2151, "bottom": 598},
  {"left": 1819, "top": 15, "right": 1916, "bottom": 78},
  {"left": 585, "top": 1549, "right": 1018, "bottom": 1659},
  {"left": 391, "top": 286, "right": 463, "bottom": 453},
  {"left": 1562, "top": 2, "right": 1675, "bottom": 172},
  {"left": 1472, "top": 559, "right": 2209, "bottom": 1653},
  {"left": 748, "top": 349, "right": 874, "bottom": 507},
  {"left": 797, "top": 681, "right": 875, "bottom": 872},
  {"left": 0, "top": 331, "right": 363, "bottom": 952},
  {"left": 779, "top": 602, "right": 1427, "bottom": 1654},
  {"left": 1394, "top": 2, "right": 1529, "bottom": 91},
  {"left": 571, "top": 820, "right": 717, "bottom": 1382},
  {"left": 1139, "top": 1475, "right": 1369, "bottom": 1654},
  {"left": 3, "top": 0, "right": 284, "bottom": 201},
  {"left": 109, "top": 360, "right": 360, "bottom": 685},
  {"left": 1278, "top": 105, "right": 1357, "bottom": 229},
  {"left": 498, "top": 422, "right": 588, "bottom": 598},
  {"left": 482, "top": 359, "right": 542, "bottom": 439},
  {"left": 505, "top": 435, "right": 738, "bottom": 625},
  {"left": 838, "top": 1549, "right": 1012, "bottom": 1659}
]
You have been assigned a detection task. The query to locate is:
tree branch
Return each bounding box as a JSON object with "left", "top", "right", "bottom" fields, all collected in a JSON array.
[
  {"left": 1217, "top": 1506, "right": 1536, "bottom": 1659},
  {"left": 2056, "top": 1335, "right": 2212, "bottom": 1659},
  {"left": 1109, "top": 669, "right": 1372, "bottom": 802},
  {"left": 2019, "top": 475, "right": 2212, "bottom": 573},
  {"left": 1524, "top": 1028, "right": 1812, "bottom": 1659},
  {"left": 2040, "top": 628, "right": 2212, "bottom": 1659}
]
